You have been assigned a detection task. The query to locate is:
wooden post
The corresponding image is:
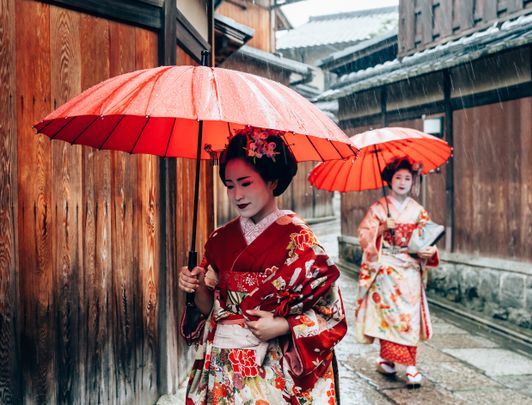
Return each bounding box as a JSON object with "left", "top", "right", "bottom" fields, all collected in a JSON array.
[
  {"left": 157, "top": 0, "right": 177, "bottom": 395},
  {"left": 443, "top": 69, "right": 454, "bottom": 252},
  {"left": 381, "top": 86, "right": 388, "bottom": 127}
]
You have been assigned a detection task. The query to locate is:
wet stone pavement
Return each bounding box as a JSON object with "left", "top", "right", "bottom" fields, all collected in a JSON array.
[
  {"left": 310, "top": 217, "right": 532, "bottom": 405},
  {"left": 164, "top": 216, "right": 532, "bottom": 404}
]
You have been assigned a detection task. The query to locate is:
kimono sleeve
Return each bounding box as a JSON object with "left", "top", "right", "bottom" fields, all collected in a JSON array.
[
  {"left": 282, "top": 243, "right": 347, "bottom": 390},
  {"left": 241, "top": 224, "right": 347, "bottom": 390},
  {"left": 416, "top": 209, "right": 440, "bottom": 268},
  {"left": 358, "top": 203, "right": 385, "bottom": 262}
]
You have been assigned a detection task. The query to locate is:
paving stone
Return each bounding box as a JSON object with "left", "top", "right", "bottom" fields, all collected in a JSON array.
[
  {"left": 492, "top": 374, "right": 532, "bottom": 398},
  {"left": 430, "top": 322, "right": 468, "bottom": 335},
  {"left": 427, "top": 333, "right": 499, "bottom": 350},
  {"left": 419, "top": 361, "right": 501, "bottom": 391},
  {"left": 380, "top": 386, "right": 466, "bottom": 405},
  {"left": 339, "top": 373, "right": 393, "bottom": 405},
  {"left": 417, "top": 343, "right": 460, "bottom": 364},
  {"left": 455, "top": 388, "right": 532, "bottom": 405},
  {"left": 429, "top": 314, "right": 448, "bottom": 324},
  {"left": 442, "top": 348, "right": 532, "bottom": 376},
  {"left": 344, "top": 355, "right": 422, "bottom": 390}
]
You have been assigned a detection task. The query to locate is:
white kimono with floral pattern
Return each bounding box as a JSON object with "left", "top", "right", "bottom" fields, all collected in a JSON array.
[{"left": 354, "top": 197, "right": 439, "bottom": 347}]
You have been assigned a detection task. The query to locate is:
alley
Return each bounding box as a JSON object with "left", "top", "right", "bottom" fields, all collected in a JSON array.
[{"left": 310, "top": 217, "right": 532, "bottom": 405}]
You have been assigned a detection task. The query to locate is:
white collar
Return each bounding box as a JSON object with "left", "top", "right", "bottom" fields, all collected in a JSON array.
[
  {"left": 239, "top": 209, "right": 292, "bottom": 245},
  {"left": 387, "top": 195, "right": 411, "bottom": 212}
]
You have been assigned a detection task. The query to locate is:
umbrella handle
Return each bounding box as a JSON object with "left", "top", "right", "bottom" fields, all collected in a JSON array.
[
  {"left": 186, "top": 251, "right": 197, "bottom": 307},
  {"left": 182, "top": 250, "right": 205, "bottom": 345},
  {"left": 374, "top": 143, "right": 395, "bottom": 246}
]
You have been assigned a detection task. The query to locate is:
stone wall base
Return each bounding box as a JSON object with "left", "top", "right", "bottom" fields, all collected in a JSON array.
[{"left": 339, "top": 235, "right": 532, "bottom": 334}]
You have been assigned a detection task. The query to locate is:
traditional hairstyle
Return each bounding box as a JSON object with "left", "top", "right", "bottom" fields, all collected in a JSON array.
[
  {"left": 219, "top": 127, "right": 298, "bottom": 197},
  {"left": 381, "top": 157, "right": 423, "bottom": 196}
]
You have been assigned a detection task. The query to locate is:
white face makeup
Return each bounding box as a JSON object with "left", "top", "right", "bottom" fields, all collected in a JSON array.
[
  {"left": 224, "top": 158, "right": 277, "bottom": 223},
  {"left": 390, "top": 169, "right": 413, "bottom": 197}
]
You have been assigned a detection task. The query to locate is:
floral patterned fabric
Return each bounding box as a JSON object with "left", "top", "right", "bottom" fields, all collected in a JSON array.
[
  {"left": 182, "top": 213, "right": 347, "bottom": 404},
  {"left": 354, "top": 197, "right": 439, "bottom": 347}
]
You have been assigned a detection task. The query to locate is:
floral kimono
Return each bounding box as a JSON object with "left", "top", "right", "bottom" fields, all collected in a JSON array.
[
  {"left": 181, "top": 210, "right": 347, "bottom": 405},
  {"left": 354, "top": 197, "right": 439, "bottom": 363}
]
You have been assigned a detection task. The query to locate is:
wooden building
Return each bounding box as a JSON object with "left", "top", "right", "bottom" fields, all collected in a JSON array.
[
  {"left": 318, "top": 1, "right": 532, "bottom": 333},
  {"left": 0, "top": 0, "right": 253, "bottom": 403}
]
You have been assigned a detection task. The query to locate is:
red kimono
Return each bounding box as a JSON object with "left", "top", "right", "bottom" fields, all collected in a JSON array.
[{"left": 181, "top": 212, "right": 347, "bottom": 404}]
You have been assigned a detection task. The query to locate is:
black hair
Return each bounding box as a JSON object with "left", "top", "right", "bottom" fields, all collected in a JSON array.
[
  {"left": 381, "top": 157, "right": 415, "bottom": 188},
  {"left": 219, "top": 131, "right": 297, "bottom": 197}
]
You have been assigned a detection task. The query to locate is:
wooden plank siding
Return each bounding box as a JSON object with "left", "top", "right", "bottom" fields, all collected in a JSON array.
[
  {"left": 453, "top": 98, "right": 532, "bottom": 260},
  {"left": 217, "top": 1, "right": 273, "bottom": 52},
  {"left": 16, "top": 3, "right": 55, "bottom": 404},
  {"left": 399, "top": 0, "right": 532, "bottom": 56},
  {"left": 2, "top": 1, "right": 212, "bottom": 402},
  {"left": 50, "top": 7, "right": 83, "bottom": 404},
  {"left": 0, "top": 0, "right": 20, "bottom": 403}
]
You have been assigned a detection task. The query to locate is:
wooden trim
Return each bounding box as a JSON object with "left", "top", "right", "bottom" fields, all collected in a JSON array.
[
  {"left": 443, "top": 69, "right": 454, "bottom": 252},
  {"left": 340, "top": 104, "right": 442, "bottom": 129},
  {"left": 339, "top": 113, "right": 383, "bottom": 129},
  {"left": 399, "top": 7, "right": 532, "bottom": 58},
  {"left": 450, "top": 81, "right": 532, "bottom": 110},
  {"left": 176, "top": 9, "right": 210, "bottom": 63},
  {"left": 380, "top": 87, "right": 388, "bottom": 126},
  {"left": 208, "top": 0, "right": 214, "bottom": 67},
  {"left": 159, "top": 0, "right": 177, "bottom": 65},
  {"left": 41, "top": 0, "right": 163, "bottom": 30},
  {"left": 340, "top": 80, "right": 531, "bottom": 129}
]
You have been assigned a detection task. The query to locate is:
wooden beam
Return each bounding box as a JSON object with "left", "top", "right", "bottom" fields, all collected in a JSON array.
[
  {"left": 451, "top": 81, "right": 532, "bottom": 111},
  {"left": 159, "top": 0, "right": 176, "bottom": 66},
  {"left": 443, "top": 69, "right": 454, "bottom": 252},
  {"left": 41, "top": 0, "right": 163, "bottom": 30},
  {"left": 339, "top": 78, "right": 531, "bottom": 130},
  {"left": 381, "top": 86, "right": 388, "bottom": 126},
  {"left": 176, "top": 9, "right": 210, "bottom": 63}
]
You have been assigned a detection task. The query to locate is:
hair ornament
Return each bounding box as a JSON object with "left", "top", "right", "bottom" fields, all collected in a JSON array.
[{"left": 230, "top": 126, "right": 286, "bottom": 162}]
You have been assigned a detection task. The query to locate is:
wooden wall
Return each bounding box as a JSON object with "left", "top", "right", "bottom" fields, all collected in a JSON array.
[
  {"left": 399, "top": 0, "right": 532, "bottom": 56},
  {"left": 217, "top": 0, "right": 273, "bottom": 52},
  {"left": 0, "top": 0, "right": 20, "bottom": 403},
  {"left": 454, "top": 98, "right": 532, "bottom": 260},
  {"left": 0, "top": 1, "right": 211, "bottom": 403}
]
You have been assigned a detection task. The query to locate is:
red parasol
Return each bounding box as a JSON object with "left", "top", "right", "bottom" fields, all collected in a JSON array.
[
  {"left": 34, "top": 52, "right": 357, "bottom": 333},
  {"left": 308, "top": 127, "right": 452, "bottom": 192}
]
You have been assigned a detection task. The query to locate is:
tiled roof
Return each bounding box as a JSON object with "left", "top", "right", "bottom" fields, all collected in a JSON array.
[
  {"left": 317, "top": 31, "right": 397, "bottom": 68},
  {"left": 236, "top": 45, "right": 312, "bottom": 75},
  {"left": 276, "top": 6, "right": 398, "bottom": 50},
  {"left": 317, "top": 14, "right": 532, "bottom": 101}
]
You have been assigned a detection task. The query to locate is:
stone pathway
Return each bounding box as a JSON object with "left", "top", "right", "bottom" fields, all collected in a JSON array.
[
  {"left": 311, "top": 217, "right": 532, "bottom": 405},
  {"left": 160, "top": 216, "right": 532, "bottom": 404}
]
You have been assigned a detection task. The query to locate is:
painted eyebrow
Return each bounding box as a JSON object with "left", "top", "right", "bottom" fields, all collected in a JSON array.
[{"left": 224, "top": 176, "right": 251, "bottom": 183}]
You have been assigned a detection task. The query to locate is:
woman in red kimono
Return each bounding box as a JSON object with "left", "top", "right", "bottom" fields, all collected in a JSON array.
[
  {"left": 179, "top": 127, "right": 347, "bottom": 404},
  {"left": 354, "top": 157, "right": 439, "bottom": 388}
]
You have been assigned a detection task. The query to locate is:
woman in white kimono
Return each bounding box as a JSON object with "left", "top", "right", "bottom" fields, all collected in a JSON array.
[{"left": 354, "top": 157, "right": 439, "bottom": 387}]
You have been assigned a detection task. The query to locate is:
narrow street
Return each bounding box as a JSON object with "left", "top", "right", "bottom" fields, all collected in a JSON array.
[{"left": 309, "top": 216, "right": 532, "bottom": 405}]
